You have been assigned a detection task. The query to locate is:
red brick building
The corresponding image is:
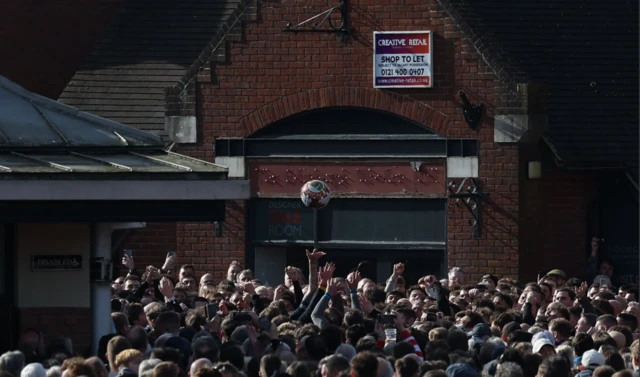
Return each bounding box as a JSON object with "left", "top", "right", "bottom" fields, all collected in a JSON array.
[
  {"left": 3, "top": 0, "right": 638, "bottom": 351},
  {"left": 58, "top": 0, "right": 638, "bottom": 284}
]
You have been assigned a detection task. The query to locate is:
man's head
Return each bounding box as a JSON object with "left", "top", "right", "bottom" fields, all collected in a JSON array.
[
  {"left": 577, "top": 313, "right": 597, "bottom": 334},
  {"left": 152, "top": 362, "right": 179, "bottom": 377},
  {"left": 179, "top": 265, "right": 196, "bottom": 281},
  {"left": 139, "top": 359, "right": 161, "bottom": 377},
  {"left": 448, "top": 267, "right": 465, "bottom": 287},
  {"left": 545, "top": 269, "right": 567, "bottom": 287},
  {"left": 114, "top": 350, "right": 143, "bottom": 373},
  {"left": 319, "top": 355, "right": 349, "bottom": 377},
  {"left": 536, "top": 355, "right": 571, "bottom": 377},
  {"left": 596, "top": 314, "right": 618, "bottom": 332},
  {"left": 407, "top": 286, "right": 426, "bottom": 305},
  {"left": 227, "top": 262, "right": 242, "bottom": 282},
  {"left": 123, "top": 275, "right": 141, "bottom": 292},
  {"left": 553, "top": 288, "right": 576, "bottom": 308},
  {"left": 127, "top": 303, "right": 147, "bottom": 327},
  {"left": 180, "top": 274, "right": 198, "bottom": 292},
  {"left": 549, "top": 318, "right": 572, "bottom": 342},
  {"left": 259, "top": 354, "right": 282, "bottom": 377},
  {"left": 580, "top": 350, "right": 605, "bottom": 371},
  {"left": 106, "top": 336, "right": 132, "bottom": 373},
  {"left": 125, "top": 326, "right": 149, "bottom": 354},
  {"left": 155, "top": 311, "right": 181, "bottom": 336},
  {"left": 199, "top": 274, "right": 215, "bottom": 288},
  {"left": 189, "top": 359, "right": 212, "bottom": 377},
  {"left": 598, "top": 260, "right": 614, "bottom": 278},
  {"left": 349, "top": 352, "right": 378, "bottom": 377},
  {"left": 20, "top": 363, "right": 46, "bottom": 377},
  {"left": 111, "top": 312, "right": 130, "bottom": 335},
  {"left": 237, "top": 270, "right": 253, "bottom": 284},
  {"left": 84, "top": 357, "right": 108, "bottom": 377}
]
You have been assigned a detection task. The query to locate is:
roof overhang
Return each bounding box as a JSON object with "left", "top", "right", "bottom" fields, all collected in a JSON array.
[{"left": 0, "top": 179, "right": 249, "bottom": 201}]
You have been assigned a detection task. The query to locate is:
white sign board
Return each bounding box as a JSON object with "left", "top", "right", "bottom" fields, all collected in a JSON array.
[{"left": 373, "top": 31, "right": 433, "bottom": 88}]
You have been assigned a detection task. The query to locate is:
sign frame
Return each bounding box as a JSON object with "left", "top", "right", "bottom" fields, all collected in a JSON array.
[
  {"left": 31, "top": 254, "right": 84, "bottom": 271},
  {"left": 373, "top": 30, "right": 433, "bottom": 89}
]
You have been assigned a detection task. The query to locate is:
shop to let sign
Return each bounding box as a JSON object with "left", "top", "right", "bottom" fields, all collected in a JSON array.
[{"left": 373, "top": 31, "right": 433, "bottom": 88}]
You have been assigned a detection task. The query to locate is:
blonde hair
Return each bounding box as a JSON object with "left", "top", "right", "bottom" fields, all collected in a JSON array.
[{"left": 115, "top": 349, "right": 143, "bottom": 369}]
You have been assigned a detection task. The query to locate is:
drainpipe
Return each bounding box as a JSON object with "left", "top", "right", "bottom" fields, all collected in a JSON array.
[{"left": 91, "top": 222, "right": 145, "bottom": 355}]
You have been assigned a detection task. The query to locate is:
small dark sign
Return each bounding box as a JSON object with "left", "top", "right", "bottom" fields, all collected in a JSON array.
[
  {"left": 253, "top": 199, "right": 315, "bottom": 241},
  {"left": 32, "top": 255, "right": 83, "bottom": 271}
]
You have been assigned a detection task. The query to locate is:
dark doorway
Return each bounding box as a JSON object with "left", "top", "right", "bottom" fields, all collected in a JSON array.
[{"left": 0, "top": 224, "right": 17, "bottom": 353}]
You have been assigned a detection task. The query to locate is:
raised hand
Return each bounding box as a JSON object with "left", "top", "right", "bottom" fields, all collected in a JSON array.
[
  {"left": 285, "top": 266, "right": 300, "bottom": 282},
  {"left": 319, "top": 262, "right": 336, "bottom": 286},
  {"left": 162, "top": 252, "right": 177, "bottom": 272},
  {"left": 159, "top": 277, "right": 174, "bottom": 298},
  {"left": 359, "top": 293, "right": 373, "bottom": 314},
  {"left": 346, "top": 271, "right": 361, "bottom": 291},
  {"left": 306, "top": 249, "right": 326, "bottom": 262},
  {"left": 575, "top": 281, "right": 588, "bottom": 299},
  {"left": 242, "top": 281, "right": 256, "bottom": 295},
  {"left": 392, "top": 263, "right": 405, "bottom": 277},
  {"left": 328, "top": 278, "right": 341, "bottom": 296},
  {"left": 591, "top": 237, "right": 600, "bottom": 255}
]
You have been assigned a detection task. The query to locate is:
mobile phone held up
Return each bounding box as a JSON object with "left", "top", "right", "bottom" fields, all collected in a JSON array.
[
  {"left": 124, "top": 249, "right": 133, "bottom": 257},
  {"left": 378, "top": 314, "right": 396, "bottom": 325},
  {"left": 167, "top": 251, "right": 177, "bottom": 258},
  {"left": 205, "top": 304, "right": 218, "bottom": 320}
]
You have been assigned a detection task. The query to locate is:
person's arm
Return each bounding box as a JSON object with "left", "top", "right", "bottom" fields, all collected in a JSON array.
[
  {"left": 522, "top": 302, "right": 536, "bottom": 326},
  {"left": 300, "top": 262, "right": 335, "bottom": 324},
  {"left": 585, "top": 237, "right": 600, "bottom": 284},
  {"left": 306, "top": 249, "right": 326, "bottom": 294},
  {"left": 311, "top": 294, "right": 331, "bottom": 327},
  {"left": 242, "top": 282, "right": 264, "bottom": 314},
  {"left": 396, "top": 318, "right": 423, "bottom": 360},
  {"left": 285, "top": 266, "right": 304, "bottom": 307},
  {"left": 576, "top": 281, "right": 596, "bottom": 315},
  {"left": 133, "top": 281, "right": 149, "bottom": 299},
  {"left": 385, "top": 263, "right": 405, "bottom": 293},
  {"left": 434, "top": 281, "right": 452, "bottom": 316},
  {"left": 331, "top": 293, "right": 345, "bottom": 314},
  {"left": 293, "top": 281, "right": 304, "bottom": 307},
  {"left": 347, "top": 271, "right": 362, "bottom": 310}
]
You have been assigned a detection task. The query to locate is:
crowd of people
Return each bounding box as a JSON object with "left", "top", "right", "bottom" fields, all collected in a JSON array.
[{"left": 3, "top": 238, "right": 640, "bottom": 377}]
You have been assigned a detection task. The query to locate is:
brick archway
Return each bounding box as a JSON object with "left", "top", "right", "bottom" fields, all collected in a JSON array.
[{"left": 240, "top": 86, "right": 450, "bottom": 136}]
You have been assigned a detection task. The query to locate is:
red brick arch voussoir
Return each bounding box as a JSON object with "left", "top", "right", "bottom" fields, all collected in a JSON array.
[{"left": 240, "top": 86, "right": 450, "bottom": 137}]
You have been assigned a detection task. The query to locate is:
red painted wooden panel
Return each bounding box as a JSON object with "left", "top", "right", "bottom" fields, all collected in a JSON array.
[{"left": 248, "top": 161, "right": 446, "bottom": 196}]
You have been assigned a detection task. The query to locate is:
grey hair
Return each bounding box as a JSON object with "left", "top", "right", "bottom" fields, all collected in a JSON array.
[
  {"left": 376, "top": 358, "right": 393, "bottom": 377},
  {"left": 487, "top": 337, "right": 504, "bottom": 345},
  {"left": 46, "top": 366, "right": 61, "bottom": 377},
  {"left": 528, "top": 326, "right": 543, "bottom": 335},
  {"left": 20, "top": 363, "right": 46, "bottom": 377},
  {"left": 555, "top": 345, "right": 574, "bottom": 366},
  {"left": 0, "top": 351, "right": 25, "bottom": 377},
  {"left": 139, "top": 359, "right": 161, "bottom": 377},
  {"left": 448, "top": 267, "right": 465, "bottom": 279},
  {"left": 495, "top": 362, "right": 523, "bottom": 377}
]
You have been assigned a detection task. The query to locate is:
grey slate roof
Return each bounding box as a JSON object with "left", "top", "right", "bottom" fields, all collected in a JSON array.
[
  {"left": 0, "top": 75, "right": 226, "bottom": 175},
  {"left": 59, "top": 0, "right": 242, "bottom": 138},
  {"left": 440, "top": 0, "right": 638, "bottom": 171}
]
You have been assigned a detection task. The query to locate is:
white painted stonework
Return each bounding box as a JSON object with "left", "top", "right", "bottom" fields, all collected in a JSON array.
[
  {"left": 214, "top": 156, "right": 246, "bottom": 178},
  {"left": 446, "top": 157, "right": 478, "bottom": 178}
]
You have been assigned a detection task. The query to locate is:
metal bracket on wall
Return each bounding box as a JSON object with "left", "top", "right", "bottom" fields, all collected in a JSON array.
[
  {"left": 448, "top": 177, "right": 487, "bottom": 238},
  {"left": 283, "top": 0, "right": 351, "bottom": 43}
]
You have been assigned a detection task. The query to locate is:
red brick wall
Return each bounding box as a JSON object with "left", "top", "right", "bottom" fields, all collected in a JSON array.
[
  {"left": 118, "top": 223, "right": 178, "bottom": 276},
  {"left": 19, "top": 308, "right": 92, "bottom": 356},
  {"left": 173, "top": 0, "right": 521, "bottom": 281},
  {"left": 0, "top": 0, "right": 122, "bottom": 98},
  {"left": 519, "top": 144, "right": 598, "bottom": 281}
]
